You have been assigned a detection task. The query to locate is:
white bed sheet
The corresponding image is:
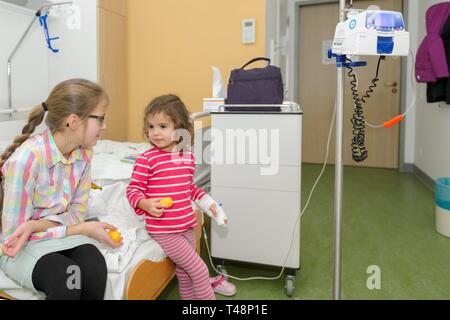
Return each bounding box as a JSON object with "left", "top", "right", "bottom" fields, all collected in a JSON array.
[
  {"left": 104, "top": 237, "right": 165, "bottom": 300},
  {"left": 89, "top": 182, "right": 155, "bottom": 273}
]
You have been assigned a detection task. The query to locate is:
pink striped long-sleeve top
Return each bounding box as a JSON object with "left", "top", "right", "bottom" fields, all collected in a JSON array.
[{"left": 126, "top": 147, "right": 206, "bottom": 234}]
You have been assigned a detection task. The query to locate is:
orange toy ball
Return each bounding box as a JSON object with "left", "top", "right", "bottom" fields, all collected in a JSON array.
[
  {"left": 160, "top": 197, "right": 173, "bottom": 208},
  {"left": 108, "top": 230, "right": 122, "bottom": 242}
]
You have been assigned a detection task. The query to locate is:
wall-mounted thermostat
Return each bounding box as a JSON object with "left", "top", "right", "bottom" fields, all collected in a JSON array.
[{"left": 242, "top": 19, "right": 256, "bottom": 44}]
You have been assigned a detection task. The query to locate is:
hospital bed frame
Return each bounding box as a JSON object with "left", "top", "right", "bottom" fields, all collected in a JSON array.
[{"left": 0, "top": 210, "right": 203, "bottom": 300}]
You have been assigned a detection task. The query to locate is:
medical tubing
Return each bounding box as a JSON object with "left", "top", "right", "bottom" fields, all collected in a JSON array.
[
  {"left": 202, "top": 98, "right": 337, "bottom": 282},
  {"left": 345, "top": 56, "right": 384, "bottom": 162},
  {"left": 346, "top": 64, "right": 368, "bottom": 162},
  {"left": 203, "top": 227, "right": 284, "bottom": 281},
  {"left": 366, "top": 49, "right": 417, "bottom": 128},
  {"left": 360, "top": 56, "right": 384, "bottom": 103}
]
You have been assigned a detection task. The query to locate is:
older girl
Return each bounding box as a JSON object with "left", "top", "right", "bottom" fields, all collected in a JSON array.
[{"left": 0, "top": 79, "right": 121, "bottom": 300}]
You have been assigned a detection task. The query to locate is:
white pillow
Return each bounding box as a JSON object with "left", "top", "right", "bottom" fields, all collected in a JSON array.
[{"left": 91, "top": 141, "right": 149, "bottom": 184}]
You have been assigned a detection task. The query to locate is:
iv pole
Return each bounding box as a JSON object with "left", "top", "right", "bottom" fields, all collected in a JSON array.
[
  {"left": 332, "top": 0, "right": 412, "bottom": 300},
  {"left": 333, "top": 0, "right": 346, "bottom": 300}
]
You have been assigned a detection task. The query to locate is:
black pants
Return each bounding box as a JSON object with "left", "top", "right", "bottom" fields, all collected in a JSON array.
[{"left": 31, "top": 244, "right": 107, "bottom": 300}]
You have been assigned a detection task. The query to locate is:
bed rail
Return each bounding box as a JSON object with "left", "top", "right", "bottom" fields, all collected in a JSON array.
[{"left": 191, "top": 111, "right": 210, "bottom": 120}]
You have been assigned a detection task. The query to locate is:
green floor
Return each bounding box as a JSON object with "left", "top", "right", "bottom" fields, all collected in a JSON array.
[{"left": 158, "top": 164, "right": 448, "bottom": 300}]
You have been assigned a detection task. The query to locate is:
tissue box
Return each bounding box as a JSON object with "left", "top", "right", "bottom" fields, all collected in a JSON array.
[{"left": 203, "top": 98, "right": 225, "bottom": 112}]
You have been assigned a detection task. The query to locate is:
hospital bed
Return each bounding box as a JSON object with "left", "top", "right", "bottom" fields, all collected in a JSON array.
[{"left": 0, "top": 122, "right": 211, "bottom": 300}]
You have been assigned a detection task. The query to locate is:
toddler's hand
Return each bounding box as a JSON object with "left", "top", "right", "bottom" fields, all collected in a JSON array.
[
  {"left": 196, "top": 194, "right": 228, "bottom": 227},
  {"left": 209, "top": 203, "right": 228, "bottom": 226},
  {"left": 143, "top": 198, "right": 170, "bottom": 217},
  {"left": 209, "top": 203, "right": 218, "bottom": 218}
]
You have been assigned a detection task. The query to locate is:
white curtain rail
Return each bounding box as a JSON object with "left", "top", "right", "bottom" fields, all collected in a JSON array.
[{"left": 0, "top": 107, "right": 34, "bottom": 115}]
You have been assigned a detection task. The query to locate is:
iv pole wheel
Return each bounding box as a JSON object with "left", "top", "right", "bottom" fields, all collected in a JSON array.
[{"left": 285, "top": 275, "right": 295, "bottom": 297}]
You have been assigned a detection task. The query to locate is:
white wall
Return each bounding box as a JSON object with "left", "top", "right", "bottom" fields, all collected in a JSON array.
[
  {"left": 0, "top": 1, "right": 49, "bottom": 118},
  {"left": 402, "top": 0, "right": 418, "bottom": 165},
  {"left": 413, "top": 0, "right": 450, "bottom": 180},
  {"left": 47, "top": 0, "right": 98, "bottom": 88},
  {"left": 0, "top": 0, "right": 98, "bottom": 139}
]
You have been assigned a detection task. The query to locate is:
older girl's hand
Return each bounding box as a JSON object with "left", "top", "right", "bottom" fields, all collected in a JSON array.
[
  {"left": 71, "top": 221, "right": 123, "bottom": 248},
  {"left": 2, "top": 221, "right": 36, "bottom": 258}
]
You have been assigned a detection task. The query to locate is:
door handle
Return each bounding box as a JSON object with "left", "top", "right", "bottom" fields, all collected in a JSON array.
[{"left": 384, "top": 81, "right": 398, "bottom": 87}]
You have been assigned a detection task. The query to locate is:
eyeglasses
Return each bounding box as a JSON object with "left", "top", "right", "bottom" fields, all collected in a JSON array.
[{"left": 88, "top": 115, "right": 106, "bottom": 125}]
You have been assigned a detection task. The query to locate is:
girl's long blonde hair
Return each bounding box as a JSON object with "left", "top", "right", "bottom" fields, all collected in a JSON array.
[{"left": 0, "top": 79, "right": 108, "bottom": 228}]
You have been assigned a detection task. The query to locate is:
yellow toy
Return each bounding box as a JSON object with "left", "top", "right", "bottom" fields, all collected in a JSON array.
[
  {"left": 91, "top": 182, "right": 103, "bottom": 190},
  {"left": 160, "top": 197, "right": 173, "bottom": 208},
  {"left": 108, "top": 230, "right": 122, "bottom": 242}
]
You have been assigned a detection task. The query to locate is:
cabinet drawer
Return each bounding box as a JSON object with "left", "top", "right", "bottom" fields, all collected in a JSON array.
[
  {"left": 211, "top": 164, "right": 301, "bottom": 192},
  {"left": 210, "top": 187, "right": 300, "bottom": 269},
  {"left": 211, "top": 114, "right": 302, "bottom": 166}
]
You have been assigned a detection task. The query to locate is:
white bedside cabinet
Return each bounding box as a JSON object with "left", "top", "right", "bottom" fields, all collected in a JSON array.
[{"left": 209, "top": 104, "right": 302, "bottom": 297}]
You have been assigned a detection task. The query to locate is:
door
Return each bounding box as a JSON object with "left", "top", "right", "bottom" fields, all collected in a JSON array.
[{"left": 298, "top": 0, "right": 402, "bottom": 168}]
